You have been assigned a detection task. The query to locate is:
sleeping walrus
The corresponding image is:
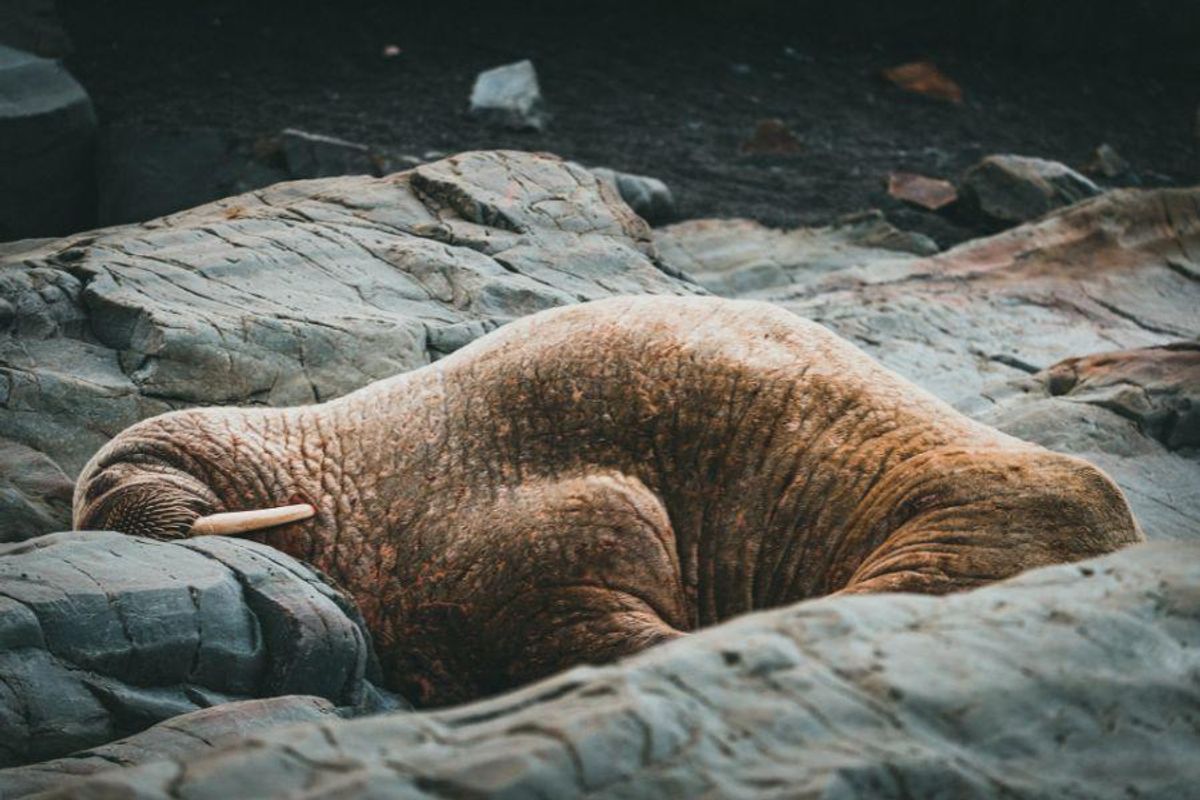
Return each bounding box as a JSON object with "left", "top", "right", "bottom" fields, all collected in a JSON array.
[{"left": 74, "top": 296, "right": 1142, "bottom": 706}]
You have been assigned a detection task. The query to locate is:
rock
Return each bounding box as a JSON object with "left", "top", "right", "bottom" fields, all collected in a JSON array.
[
  {"left": 279, "top": 128, "right": 381, "bottom": 179},
  {"left": 1087, "top": 143, "right": 1131, "bottom": 179},
  {"left": 655, "top": 210, "right": 937, "bottom": 297},
  {"left": 976, "top": 343, "right": 1200, "bottom": 539},
  {"left": 881, "top": 60, "right": 963, "bottom": 103},
  {"left": 0, "top": 696, "right": 337, "bottom": 798},
  {"left": 960, "top": 154, "right": 1101, "bottom": 225},
  {"left": 739, "top": 118, "right": 803, "bottom": 156},
  {"left": 95, "top": 125, "right": 282, "bottom": 226},
  {"left": 0, "top": 438, "right": 73, "bottom": 542},
  {"left": 590, "top": 166, "right": 675, "bottom": 224},
  {"left": 0, "top": 150, "right": 700, "bottom": 537},
  {"left": 0, "top": 531, "right": 400, "bottom": 768},
  {"left": 1035, "top": 343, "right": 1200, "bottom": 451},
  {"left": 0, "top": 45, "right": 96, "bottom": 239},
  {"left": 886, "top": 171, "right": 958, "bottom": 210},
  {"left": 469, "top": 60, "right": 547, "bottom": 131},
  {"left": 43, "top": 542, "right": 1200, "bottom": 799}
]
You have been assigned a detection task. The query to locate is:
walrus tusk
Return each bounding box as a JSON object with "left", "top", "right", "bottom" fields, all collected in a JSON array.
[{"left": 189, "top": 503, "right": 316, "bottom": 536}]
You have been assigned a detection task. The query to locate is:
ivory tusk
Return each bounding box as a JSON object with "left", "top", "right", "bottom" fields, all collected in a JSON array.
[{"left": 189, "top": 503, "right": 316, "bottom": 537}]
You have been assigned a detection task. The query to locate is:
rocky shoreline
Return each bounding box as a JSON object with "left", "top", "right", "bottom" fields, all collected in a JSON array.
[{"left": 0, "top": 149, "right": 1196, "bottom": 796}]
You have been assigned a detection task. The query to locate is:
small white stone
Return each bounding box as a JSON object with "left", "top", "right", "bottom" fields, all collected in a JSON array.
[{"left": 469, "top": 59, "right": 547, "bottom": 131}]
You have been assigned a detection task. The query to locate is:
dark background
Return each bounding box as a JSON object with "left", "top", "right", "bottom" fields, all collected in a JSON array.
[{"left": 50, "top": 0, "right": 1200, "bottom": 244}]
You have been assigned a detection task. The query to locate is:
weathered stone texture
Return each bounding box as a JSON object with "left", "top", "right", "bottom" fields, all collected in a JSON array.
[
  {"left": 40, "top": 542, "right": 1200, "bottom": 799},
  {"left": 0, "top": 531, "right": 400, "bottom": 769}
]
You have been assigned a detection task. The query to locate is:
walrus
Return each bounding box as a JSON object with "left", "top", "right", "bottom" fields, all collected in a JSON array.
[{"left": 74, "top": 296, "right": 1142, "bottom": 706}]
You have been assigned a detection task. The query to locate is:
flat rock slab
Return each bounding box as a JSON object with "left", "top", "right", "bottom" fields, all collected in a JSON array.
[
  {"left": 0, "top": 150, "right": 698, "bottom": 538},
  {"left": 654, "top": 211, "right": 937, "bottom": 297},
  {"left": 0, "top": 531, "right": 397, "bottom": 767},
  {"left": 42, "top": 541, "right": 1200, "bottom": 799}
]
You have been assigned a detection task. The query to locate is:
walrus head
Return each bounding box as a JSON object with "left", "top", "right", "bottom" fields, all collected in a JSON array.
[{"left": 73, "top": 409, "right": 315, "bottom": 540}]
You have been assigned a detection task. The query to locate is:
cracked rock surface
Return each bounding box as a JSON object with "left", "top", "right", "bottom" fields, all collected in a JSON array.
[
  {"left": 40, "top": 541, "right": 1200, "bottom": 799},
  {"left": 657, "top": 188, "right": 1200, "bottom": 540},
  {"left": 654, "top": 210, "right": 938, "bottom": 297},
  {"left": 0, "top": 150, "right": 698, "bottom": 539},
  {"left": 0, "top": 531, "right": 398, "bottom": 769},
  {"left": 3, "top": 153, "right": 1199, "bottom": 796}
]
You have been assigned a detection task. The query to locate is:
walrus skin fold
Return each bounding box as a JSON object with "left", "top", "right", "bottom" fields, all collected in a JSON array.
[{"left": 74, "top": 296, "right": 1142, "bottom": 706}]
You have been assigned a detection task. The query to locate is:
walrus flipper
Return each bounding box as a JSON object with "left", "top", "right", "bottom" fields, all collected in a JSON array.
[{"left": 836, "top": 447, "right": 1142, "bottom": 596}]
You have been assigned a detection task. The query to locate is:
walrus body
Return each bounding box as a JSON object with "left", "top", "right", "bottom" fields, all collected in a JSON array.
[{"left": 75, "top": 297, "right": 1141, "bottom": 706}]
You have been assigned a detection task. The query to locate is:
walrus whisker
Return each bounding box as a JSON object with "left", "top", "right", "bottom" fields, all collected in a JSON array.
[{"left": 189, "top": 504, "right": 315, "bottom": 536}]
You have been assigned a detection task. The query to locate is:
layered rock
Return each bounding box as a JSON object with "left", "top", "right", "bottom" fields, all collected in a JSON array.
[
  {"left": 40, "top": 541, "right": 1200, "bottom": 799},
  {"left": 0, "top": 531, "right": 400, "bottom": 768},
  {"left": 0, "top": 150, "right": 699, "bottom": 539},
  {"left": 654, "top": 210, "right": 937, "bottom": 296}
]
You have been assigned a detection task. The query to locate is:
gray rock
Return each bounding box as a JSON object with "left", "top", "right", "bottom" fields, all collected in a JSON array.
[
  {"left": 0, "top": 696, "right": 337, "bottom": 798},
  {"left": 0, "top": 150, "right": 699, "bottom": 538},
  {"left": 0, "top": 45, "right": 96, "bottom": 239},
  {"left": 590, "top": 167, "right": 675, "bottom": 225},
  {"left": 977, "top": 343, "right": 1200, "bottom": 540},
  {"left": 655, "top": 210, "right": 937, "bottom": 297},
  {"left": 42, "top": 541, "right": 1200, "bottom": 799},
  {"left": 0, "top": 438, "right": 73, "bottom": 542},
  {"left": 279, "top": 128, "right": 380, "bottom": 179},
  {"left": 960, "top": 154, "right": 1101, "bottom": 225},
  {"left": 0, "top": 531, "right": 399, "bottom": 768},
  {"left": 469, "top": 59, "right": 547, "bottom": 131}
]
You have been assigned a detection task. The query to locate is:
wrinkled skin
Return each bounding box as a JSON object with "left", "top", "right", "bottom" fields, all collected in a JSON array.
[{"left": 75, "top": 297, "right": 1142, "bottom": 706}]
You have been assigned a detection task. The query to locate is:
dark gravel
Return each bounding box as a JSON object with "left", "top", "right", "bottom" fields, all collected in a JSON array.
[{"left": 59, "top": 0, "right": 1200, "bottom": 246}]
